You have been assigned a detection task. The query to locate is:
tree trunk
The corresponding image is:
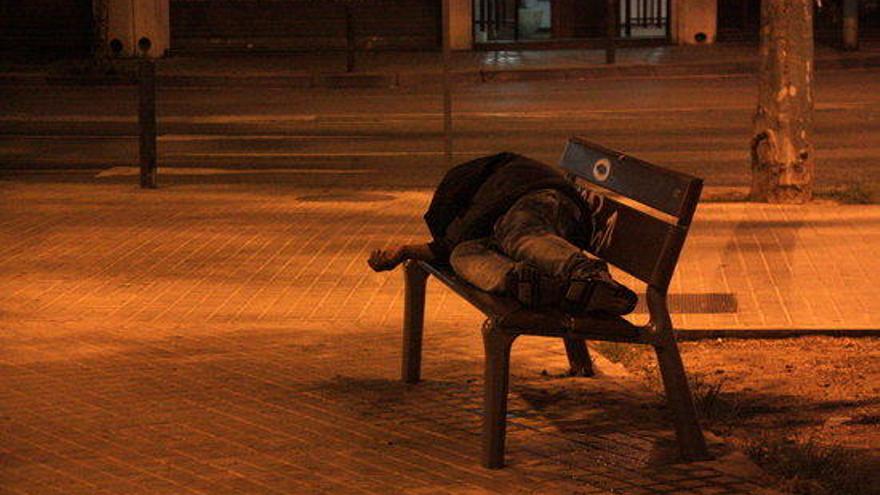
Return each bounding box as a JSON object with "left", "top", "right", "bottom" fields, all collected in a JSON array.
[{"left": 750, "top": 0, "right": 815, "bottom": 204}]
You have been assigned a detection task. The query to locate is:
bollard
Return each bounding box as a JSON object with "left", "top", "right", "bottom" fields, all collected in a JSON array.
[
  {"left": 842, "top": 0, "right": 859, "bottom": 51},
  {"left": 345, "top": 6, "right": 355, "bottom": 72},
  {"left": 442, "top": 0, "right": 453, "bottom": 166},
  {"left": 137, "top": 37, "right": 158, "bottom": 189},
  {"left": 605, "top": 0, "right": 617, "bottom": 65}
]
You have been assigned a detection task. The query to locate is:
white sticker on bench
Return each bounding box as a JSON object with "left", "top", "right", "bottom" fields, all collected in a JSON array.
[{"left": 592, "top": 158, "right": 612, "bottom": 182}]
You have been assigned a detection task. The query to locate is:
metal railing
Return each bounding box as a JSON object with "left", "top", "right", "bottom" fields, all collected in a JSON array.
[
  {"left": 474, "top": 0, "right": 670, "bottom": 42},
  {"left": 622, "top": 0, "right": 668, "bottom": 35},
  {"left": 474, "top": 0, "right": 515, "bottom": 41}
]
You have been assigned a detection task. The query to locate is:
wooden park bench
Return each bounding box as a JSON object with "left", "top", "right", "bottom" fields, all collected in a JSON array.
[{"left": 399, "top": 137, "right": 710, "bottom": 469}]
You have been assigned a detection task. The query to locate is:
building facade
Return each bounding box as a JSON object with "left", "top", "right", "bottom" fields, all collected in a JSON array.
[
  {"left": 1, "top": 0, "right": 95, "bottom": 57},
  {"left": 1, "top": 0, "right": 877, "bottom": 58}
]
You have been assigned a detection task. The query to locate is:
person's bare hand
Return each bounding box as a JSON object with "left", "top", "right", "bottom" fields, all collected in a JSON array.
[{"left": 368, "top": 246, "right": 406, "bottom": 272}]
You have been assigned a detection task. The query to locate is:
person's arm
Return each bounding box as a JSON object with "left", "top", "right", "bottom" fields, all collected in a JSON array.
[
  {"left": 402, "top": 243, "right": 435, "bottom": 263},
  {"left": 367, "top": 242, "right": 436, "bottom": 272}
]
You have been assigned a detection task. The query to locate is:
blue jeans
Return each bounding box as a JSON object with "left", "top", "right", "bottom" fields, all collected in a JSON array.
[{"left": 449, "top": 189, "right": 595, "bottom": 293}]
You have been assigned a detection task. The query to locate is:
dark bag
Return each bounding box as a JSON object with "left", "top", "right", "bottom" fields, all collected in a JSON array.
[{"left": 422, "top": 152, "right": 515, "bottom": 241}]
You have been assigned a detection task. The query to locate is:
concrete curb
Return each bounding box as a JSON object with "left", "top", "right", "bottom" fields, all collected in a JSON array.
[
  {"left": 2, "top": 54, "right": 879, "bottom": 88},
  {"left": 676, "top": 328, "right": 880, "bottom": 340}
]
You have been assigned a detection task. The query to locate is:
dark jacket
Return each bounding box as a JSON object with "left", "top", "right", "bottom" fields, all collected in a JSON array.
[{"left": 424, "top": 152, "right": 592, "bottom": 261}]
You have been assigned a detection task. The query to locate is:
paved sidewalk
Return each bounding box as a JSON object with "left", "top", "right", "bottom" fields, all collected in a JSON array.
[
  {"left": 1, "top": 175, "right": 877, "bottom": 494},
  {"left": 3, "top": 41, "right": 880, "bottom": 88},
  {"left": 2, "top": 176, "right": 878, "bottom": 332}
]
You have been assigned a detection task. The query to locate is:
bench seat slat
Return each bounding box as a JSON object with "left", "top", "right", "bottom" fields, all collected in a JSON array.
[
  {"left": 418, "top": 261, "right": 521, "bottom": 317},
  {"left": 497, "top": 310, "right": 643, "bottom": 343},
  {"left": 417, "top": 261, "right": 645, "bottom": 344}
]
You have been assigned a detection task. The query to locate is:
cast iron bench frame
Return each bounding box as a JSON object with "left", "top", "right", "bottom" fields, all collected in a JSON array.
[{"left": 400, "top": 137, "right": 710, "bottom": 469}]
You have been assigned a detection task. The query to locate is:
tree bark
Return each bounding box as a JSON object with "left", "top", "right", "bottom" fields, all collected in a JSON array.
[{"left": 750, "top": 0, "right": 815, "bottom": 204}]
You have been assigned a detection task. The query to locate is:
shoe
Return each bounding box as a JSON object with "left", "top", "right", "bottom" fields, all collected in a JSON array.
[
  {"left": 563, "top": 268, "right": 637, "bottom": 316},
  {"left": 505, "top": 262, "right": 565, "bottom": 309}
]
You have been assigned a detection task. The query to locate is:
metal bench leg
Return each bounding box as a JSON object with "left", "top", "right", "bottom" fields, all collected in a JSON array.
[
  {"left": 481, "top": 320, "right": 518, "bottom": 469},
  {"left": 563, "top": 338, "right": 594, "bottom": 377},
  {"left": 647, "top": 288, "right": 710, "bottom": 461},
  {"left": 402, "top": 261, "right": 428, "bottom": 384}
]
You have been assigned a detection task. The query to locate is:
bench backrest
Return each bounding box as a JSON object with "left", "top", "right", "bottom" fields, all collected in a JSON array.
[{"left": 559, "top": 137, "right": 703, "bottom": 291}]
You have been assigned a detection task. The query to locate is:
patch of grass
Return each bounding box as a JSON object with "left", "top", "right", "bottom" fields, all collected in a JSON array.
[
  {"left": 688, "top": 373, "right": 743, "bottom": 423},
  {"left": 590, "top": 341, "right": 645, "bottom": 368},
  {"left": 815, "top": 183, "right": 875, "bottom": 204},
  {"left": 845, "top": 414, "right": 880, "bottom": 426},
  {"left": 700, "top": 187, "right": 751, "bottom": 202},
  {"left": 745, "top": 435, "right": 880, "bottom": 495}
]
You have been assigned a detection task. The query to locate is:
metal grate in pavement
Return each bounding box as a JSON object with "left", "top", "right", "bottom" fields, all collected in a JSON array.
[
  {"left": 297, "top": 192, "right": 396, "bottom": 202},
  {"left": 633, "top": 293, "right": 738, "bottom": 314}
]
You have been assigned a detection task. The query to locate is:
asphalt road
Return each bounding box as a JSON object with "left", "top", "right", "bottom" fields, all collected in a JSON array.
[{"left": 1, "top": 69, "right": 879, "bottom": 189}]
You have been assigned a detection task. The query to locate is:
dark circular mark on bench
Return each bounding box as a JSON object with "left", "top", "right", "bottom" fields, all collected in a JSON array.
[
  {"left": 138, "top": 37, "right": 152, "bottom": 54},
  {"left": 297, "top": 192, "right": 396, "bottom": 203},
  {"left": 110, "top": 39, "right": 124, "bottom": 56}
]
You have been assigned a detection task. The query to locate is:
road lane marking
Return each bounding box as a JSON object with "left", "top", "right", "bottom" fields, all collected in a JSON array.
[
  {"left": 167, "top": 151, "right": 492, "bottom": 158},
  {"left": 0, "top": 134, "right": 378, "bottom": 140},
  {"left": 96, "top": 167, "right": 378, "bottom": 177},
  {"left": 159, "top": 135, "right": 376, "bottom": 141},
  {"left": 163, "top": 148, "right": 880, "bottom": 161},
  {"left": 1, "top": 101, "right": 876, "bottom": 124}
]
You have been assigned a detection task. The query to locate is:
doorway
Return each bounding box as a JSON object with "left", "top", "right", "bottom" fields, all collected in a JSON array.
[{"left": 474, "top": 0, "right": 669, "bottom": 46}]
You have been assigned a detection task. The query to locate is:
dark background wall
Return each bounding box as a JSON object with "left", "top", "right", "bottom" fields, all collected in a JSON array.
[
  {"left": 551, "top": 0, "right": 608, "bottom": 39},
  {"left": 170, "top": 0, "right": 441, "bottom": 52},
  {"left": 0, "top": 0, "right": 94, "bottom": 57},
  {"left": 717, "top": 0, "right": 880, "bottom": 42}
]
